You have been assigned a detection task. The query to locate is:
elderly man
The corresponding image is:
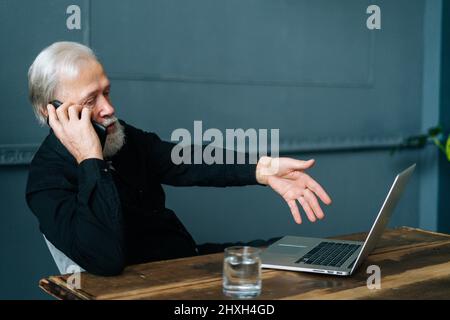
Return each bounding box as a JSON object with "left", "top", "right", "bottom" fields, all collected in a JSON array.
[{"left": 26, "top": 42, "right": 332, "bottom": 276}]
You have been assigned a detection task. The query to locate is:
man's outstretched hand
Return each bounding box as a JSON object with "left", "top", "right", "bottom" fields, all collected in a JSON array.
[{"left": 256, "top": 156, "right": 332, "bottom": 224}]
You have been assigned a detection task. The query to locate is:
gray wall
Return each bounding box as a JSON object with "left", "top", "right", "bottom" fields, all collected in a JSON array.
[{"left": 0, "top": 0, "right": 445, "bottom": 299}]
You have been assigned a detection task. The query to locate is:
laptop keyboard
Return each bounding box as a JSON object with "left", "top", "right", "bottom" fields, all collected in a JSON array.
[{"left": 295, "top": 242, "right": 361, "bottom": 267}]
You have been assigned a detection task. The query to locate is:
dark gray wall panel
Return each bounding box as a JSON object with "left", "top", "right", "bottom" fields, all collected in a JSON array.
[
  {"left": 0, "top": 167, "right": 57, "bottom": 299},
  {"left": 92, "top": 0, "right": 373, "bottom": 86}
]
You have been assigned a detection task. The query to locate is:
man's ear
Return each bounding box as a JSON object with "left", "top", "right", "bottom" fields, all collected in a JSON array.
[{"left": 40, "top": 106, "right": 49, "bottom": 118}]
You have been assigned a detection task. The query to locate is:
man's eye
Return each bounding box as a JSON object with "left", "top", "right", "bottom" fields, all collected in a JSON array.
[{"left": 85, "top": 99, "right": 95, "bottom": 106}]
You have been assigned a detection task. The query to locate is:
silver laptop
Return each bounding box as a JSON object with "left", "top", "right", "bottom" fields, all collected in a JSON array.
[{"left": 261, "top": 164, "right": 416, "bottom": 276}]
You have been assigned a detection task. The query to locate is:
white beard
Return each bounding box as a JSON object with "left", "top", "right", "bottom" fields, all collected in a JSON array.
[{"left": 101, "top": 117, "right": 125, "bottom": 158}]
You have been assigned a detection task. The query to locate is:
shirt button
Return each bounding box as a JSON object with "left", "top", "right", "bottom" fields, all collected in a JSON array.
[{"left": 103, "top": 168, "right": 108, "bottom": 173}]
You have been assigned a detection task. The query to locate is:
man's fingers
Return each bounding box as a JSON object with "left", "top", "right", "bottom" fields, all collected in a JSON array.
[
  {"left": 69, "top": 104, "right": 84, "bottom": 119},
  {"left": 287, "top": 200, "right": 302, "bottom": 224},
  {"left": 303, "top": 189, "right": 325, "bottom": 220},
  {"left": 55, "top": 101, "right": 76, "bottom": 124},
  {"left": 67, "top": 105, "right": 83, "bottom": 121},
  {"left": 289, "top": 158, "right": 315, "bottom": 170},
  {"left": 297, "top": 196, "right": 316, "bottom": 223},
  {"left": 305, "top": 175, "right": 332, "bottom": 205},
  {"left": 80, "top": 107, "right": 92, "bottom": 123},
  {"left": 46, "top": 104, "right": 61, "bottom": 129}
]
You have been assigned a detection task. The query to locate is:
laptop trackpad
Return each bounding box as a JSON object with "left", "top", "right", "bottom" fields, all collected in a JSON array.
[{"left": 269, "top": 244, "right": 307, "bottom": 255}]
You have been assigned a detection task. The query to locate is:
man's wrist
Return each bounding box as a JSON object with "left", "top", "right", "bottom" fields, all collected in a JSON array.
[
  {"left": 77, "top": 153, "right": 103, "bottom": 164},
  {"left": 256, "top": 156, "right": 272, "bottom": 185}
]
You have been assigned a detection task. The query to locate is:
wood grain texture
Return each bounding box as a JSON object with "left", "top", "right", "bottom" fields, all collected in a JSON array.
[{"left": 39, "top": 227, "right": 450, "bottom": 300}]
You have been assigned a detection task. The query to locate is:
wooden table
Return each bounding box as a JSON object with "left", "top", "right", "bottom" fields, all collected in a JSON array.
[{"left": 39, "top": 227, "right": 450, "bottom": 300}]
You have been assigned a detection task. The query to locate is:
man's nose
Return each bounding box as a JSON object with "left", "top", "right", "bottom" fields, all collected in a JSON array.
[{"left": 98, "top": 98, "right": 115, "bottom": 118}]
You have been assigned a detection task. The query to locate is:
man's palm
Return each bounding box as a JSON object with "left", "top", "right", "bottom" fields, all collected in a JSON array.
[{"left": 258, "top": 158, "right": 332, "bottom": 224}]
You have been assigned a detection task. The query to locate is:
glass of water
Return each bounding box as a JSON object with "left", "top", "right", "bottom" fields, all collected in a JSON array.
[{"left": 223, "top": 246, "right": 262, "bottom": 298}]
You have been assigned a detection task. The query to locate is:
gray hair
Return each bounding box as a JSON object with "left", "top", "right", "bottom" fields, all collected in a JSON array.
[{"left": 28, "top": 41, "right": 98, "bottom": 126}]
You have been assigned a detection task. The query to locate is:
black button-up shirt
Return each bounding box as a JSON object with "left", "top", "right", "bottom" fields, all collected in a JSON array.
[{"left": 26, "top": 120, "right": 259, "bottom": 276}]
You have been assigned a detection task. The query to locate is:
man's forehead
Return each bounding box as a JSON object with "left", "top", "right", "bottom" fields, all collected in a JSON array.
[
  {"left": 60, "top": 60, "right": 108, "bottom": 89},
  {"left": 80, "top": 76, "right": 110, "bottom": 96}
]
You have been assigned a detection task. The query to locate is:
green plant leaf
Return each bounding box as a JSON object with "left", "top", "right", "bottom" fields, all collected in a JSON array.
[{"left": 446, "top": 134, "right": 450, "bottom": 162}]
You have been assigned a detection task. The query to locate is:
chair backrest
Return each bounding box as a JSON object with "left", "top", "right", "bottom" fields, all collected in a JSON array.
[{"left": 43, "top": 235, "right": 84, "bottom": 274}]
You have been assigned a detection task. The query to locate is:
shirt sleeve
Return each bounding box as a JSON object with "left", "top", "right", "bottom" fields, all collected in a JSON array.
[
  {"left": 26, "top": 158, "right": 125, "bottom": 276},
  {"left": 141, "top": 130, "right": 264, "bottom": 187}
]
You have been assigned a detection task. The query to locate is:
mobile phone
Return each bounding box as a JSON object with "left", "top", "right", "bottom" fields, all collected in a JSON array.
[{"left": 47, "top": 100, "right": 107, "bottom": 149}]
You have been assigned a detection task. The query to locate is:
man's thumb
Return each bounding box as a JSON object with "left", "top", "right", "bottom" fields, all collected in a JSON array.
[{"left": 295, "top": 158, "right": 315, "bottom": 170}]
